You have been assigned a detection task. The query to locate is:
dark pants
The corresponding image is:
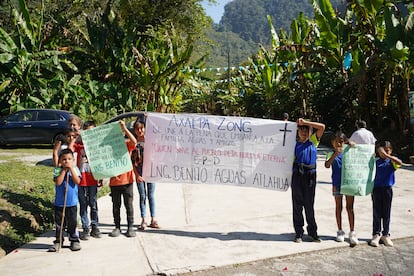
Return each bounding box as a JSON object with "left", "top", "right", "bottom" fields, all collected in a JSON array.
[
  {"left": 291, "top": 171, "right": 317, "bottom": 237},
  {"left": 372, "top": 186, "right": 393, "bottom": 236},
  {"left": 54, "top": 205, "right": 79, "bottom": 243},
  {"left": 110, "top": 183, "right": 134, "bottom": 228}
]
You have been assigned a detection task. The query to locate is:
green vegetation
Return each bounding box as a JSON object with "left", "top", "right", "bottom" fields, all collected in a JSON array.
[
  {"left": 0, "top": 0, "right": 211, "bottom": 117},
  {"left": 0, "top": 0, "right": 413, "bottom": 256},
  {"left": 0, "top": 148, "right": 109, "bottom": 254},
  {"left": 0, "top": 149, "right": 54, "bottom": 254}
]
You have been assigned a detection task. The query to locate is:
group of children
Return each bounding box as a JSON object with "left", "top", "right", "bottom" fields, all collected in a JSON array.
[
  {"left": 50, "top": 114, "right": 402, "bottom": 252},
  {"left": 294, "top": 118, "right": 402, "bottom": 247},
  {"left": 49, "top": 115, "right": 158, "bottom": 252}
]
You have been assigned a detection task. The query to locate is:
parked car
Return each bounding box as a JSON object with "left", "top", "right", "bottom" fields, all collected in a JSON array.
[
  {"left": 103, "top": 111, "right": 146, "bottom": 131},
  {"left": 0, "top": 109, "right": 71, "bottom": 146}
]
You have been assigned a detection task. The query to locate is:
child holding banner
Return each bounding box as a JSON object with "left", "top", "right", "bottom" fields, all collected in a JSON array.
[
  {"left": 74, "top": 120, "right": 103, "bottom": 240},
  {"left": 53, "top": 114, "right": 82, "bottom": 167},
  {"left": 292, "top": 118, "right": 325, "bottom": 243},
  {"left": 370, "top": 141, "right": 402, "bottom": 247},
  {"left": 109, "top": 120, "right": 137, "bottom": 238},
  {"left": 325, "top": 132, "right": 359, "bottom": 246},
  {"left": 132, "top": 119, "right": 159, "bottom": 230},
  {"left": 52, "top": 127, "right": 78, "bottom": 167}
]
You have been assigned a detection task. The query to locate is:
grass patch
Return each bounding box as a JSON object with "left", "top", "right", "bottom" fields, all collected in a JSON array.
[{"left": 0, "top": 148, "right": 109, "bottom": 255}]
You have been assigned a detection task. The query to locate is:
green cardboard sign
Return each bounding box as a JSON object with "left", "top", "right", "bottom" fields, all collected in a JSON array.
[
  {"left": 81, "top": 122, "right": 133, "bottom": 179},
  {"left": 341, "top": 144, "right": 376, "bottom": 196}
]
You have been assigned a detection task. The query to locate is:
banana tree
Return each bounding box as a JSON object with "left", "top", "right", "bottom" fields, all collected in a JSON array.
[
  {"left": 68, "top": 1, "right": 194, "bottom": 114},
  {"left": 374, "top": 4, "right": 414, "bottom": 132},
  {"left": 310, "top": 0, "right": 356, "bottom": 120},
  {"left": 236, "top": 15, "right": 287, "bottom": 119},
  {"left": 132, "top": 26, "right": 194, "bottom": 112},
  {"left": 0, "top": 0, "right": 76, "bottom": 114}
]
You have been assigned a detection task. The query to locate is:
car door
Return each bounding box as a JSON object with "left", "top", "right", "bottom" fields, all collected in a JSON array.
[
  {"left": 0, "top": 110, "right": 39, "bottom": 144},
  {"left": 35, "top": 110, "right": 67, "bottom": 144}
]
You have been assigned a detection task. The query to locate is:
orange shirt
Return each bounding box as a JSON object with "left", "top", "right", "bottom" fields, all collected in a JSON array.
[{"left": 109, "top": 139, "right": 136, "bottom": 186}]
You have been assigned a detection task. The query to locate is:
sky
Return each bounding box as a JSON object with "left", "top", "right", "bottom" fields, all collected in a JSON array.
[{"left": 202, "top": 0, "right": 233, "bottom": 23}]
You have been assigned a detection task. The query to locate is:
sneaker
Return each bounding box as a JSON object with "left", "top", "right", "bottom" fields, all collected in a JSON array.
[
  {"left": 336, "top": 230, "right": 345, "bottom": 242},
  {"left": 90, "top": 226, "right": 102, "bottom": 238},
  {"left": 380, "top": 235, "right": 394, "bottom": 247},
  {"left": 309, "top": 235, "right": 322, "bottom": 243},
  {"left": 294, "top": 234, "right": 302, "bottom": 243},
  {"left": 110, "top": 228, "right": 121, "bottom": 237},
  {"left": 79, "top": 228, "right": 90, "bottom": 240},
  {"left": 370, "top": 234, "right": 381, "bottom": 247},
  {"left": 126, "top": 227, "right": 136, "bottom": 237},
  {"left": 48, "top": 242, "right": 60, "bottom": 252},
  {"left": 349, "top": 231, "right": 359, "bottom": 246},
  {"left": 69, "top": 241, "right": 81, "bottom": 251}
]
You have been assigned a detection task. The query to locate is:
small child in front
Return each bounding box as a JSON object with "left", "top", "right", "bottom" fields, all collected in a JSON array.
[
  {"left": 370, "top": 141, "right": 402, "bottom": 247},
  {"left": 48, "top": 148, "right": 82, "bottom": 252}
]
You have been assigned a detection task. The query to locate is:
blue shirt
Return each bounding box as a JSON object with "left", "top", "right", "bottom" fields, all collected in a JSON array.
[
  {"left": 374, "top": 158, "right": 398, "bottom": 187},
  {"left": 53, "top": 167, "right": 81, "bottom": 207},
  {"left": 326, "top": 151, "right": 343, "bottom": 188},
  {"left": 293, "top": 133, "right": 319, "bottom": 173}
]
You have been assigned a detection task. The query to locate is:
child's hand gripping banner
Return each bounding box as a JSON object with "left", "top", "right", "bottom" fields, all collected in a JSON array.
[
  {"left": 341, "top": 144, "right": 376, "bottom": 196},
  {"left": 81, "top": 122, "right": 133, "bottom": 179},
  {"left": 142, "top": 113, "right": 296, "bottom": 191}
]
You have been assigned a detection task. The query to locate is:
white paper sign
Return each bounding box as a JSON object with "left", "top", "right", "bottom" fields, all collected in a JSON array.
[{"left": 142, "top": 113, "right": 296, "bottom": 191}]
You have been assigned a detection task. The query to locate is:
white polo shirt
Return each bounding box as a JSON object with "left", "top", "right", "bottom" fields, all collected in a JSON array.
[{"left": 350, "top": 128, "right": 377, "bottom": 144}]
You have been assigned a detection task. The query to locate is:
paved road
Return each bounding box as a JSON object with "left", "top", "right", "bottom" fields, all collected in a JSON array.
[
  {"left": 182, "top": 237, "right": 414, "bottom": 276},
  {"left": 1, "top": 146, "right": 413, "bottom": 275}
]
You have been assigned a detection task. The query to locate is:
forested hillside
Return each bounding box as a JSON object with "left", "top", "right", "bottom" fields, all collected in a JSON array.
[
  {"left": 204, "top": 0, "right": 344, "bottom": 67},
  {"left": 220, "top": 0, "right": 344, "bottom": 43}
]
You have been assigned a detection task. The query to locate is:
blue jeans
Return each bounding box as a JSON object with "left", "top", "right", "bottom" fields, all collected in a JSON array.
[
  {"left": 78, "top": 186, "right": 99, "bottom": 229},
  {"left": 137, "top": 181, "right": 156, "bottom": 218}
]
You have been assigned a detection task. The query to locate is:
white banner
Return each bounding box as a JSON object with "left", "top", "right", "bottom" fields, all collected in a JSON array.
[{"left": 142, "top": 113, "right": 297, "bottom": 191}]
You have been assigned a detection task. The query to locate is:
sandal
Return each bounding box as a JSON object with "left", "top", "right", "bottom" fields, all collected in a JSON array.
[
  {"left": 149, "top": 221, "right": 160, "bottom": 229},
  {"left": 138, "top": 222, "right": 146, "bottom": 231}
]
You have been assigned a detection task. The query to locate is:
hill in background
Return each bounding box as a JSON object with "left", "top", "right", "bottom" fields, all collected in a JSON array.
[{"left": 202, "top": 0, "right": 344, "bottom": 68}]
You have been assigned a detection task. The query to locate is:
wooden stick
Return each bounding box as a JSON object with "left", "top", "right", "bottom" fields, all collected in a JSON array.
[{"left": 58, "top": 172, "right": 69, "bottom": 252}]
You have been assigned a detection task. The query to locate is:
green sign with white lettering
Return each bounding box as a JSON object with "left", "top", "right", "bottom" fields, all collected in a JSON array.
[
  {"left": 81, "top": 122, "right": 132, "bottom": 179},
  {"left": 341, "top": 144, "right": 376, "bottom": 196}
]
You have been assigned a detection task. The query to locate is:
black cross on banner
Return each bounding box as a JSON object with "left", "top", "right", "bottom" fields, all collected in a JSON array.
[{"left": 279, "top": 123, "right": 292, "bottom": 146}]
